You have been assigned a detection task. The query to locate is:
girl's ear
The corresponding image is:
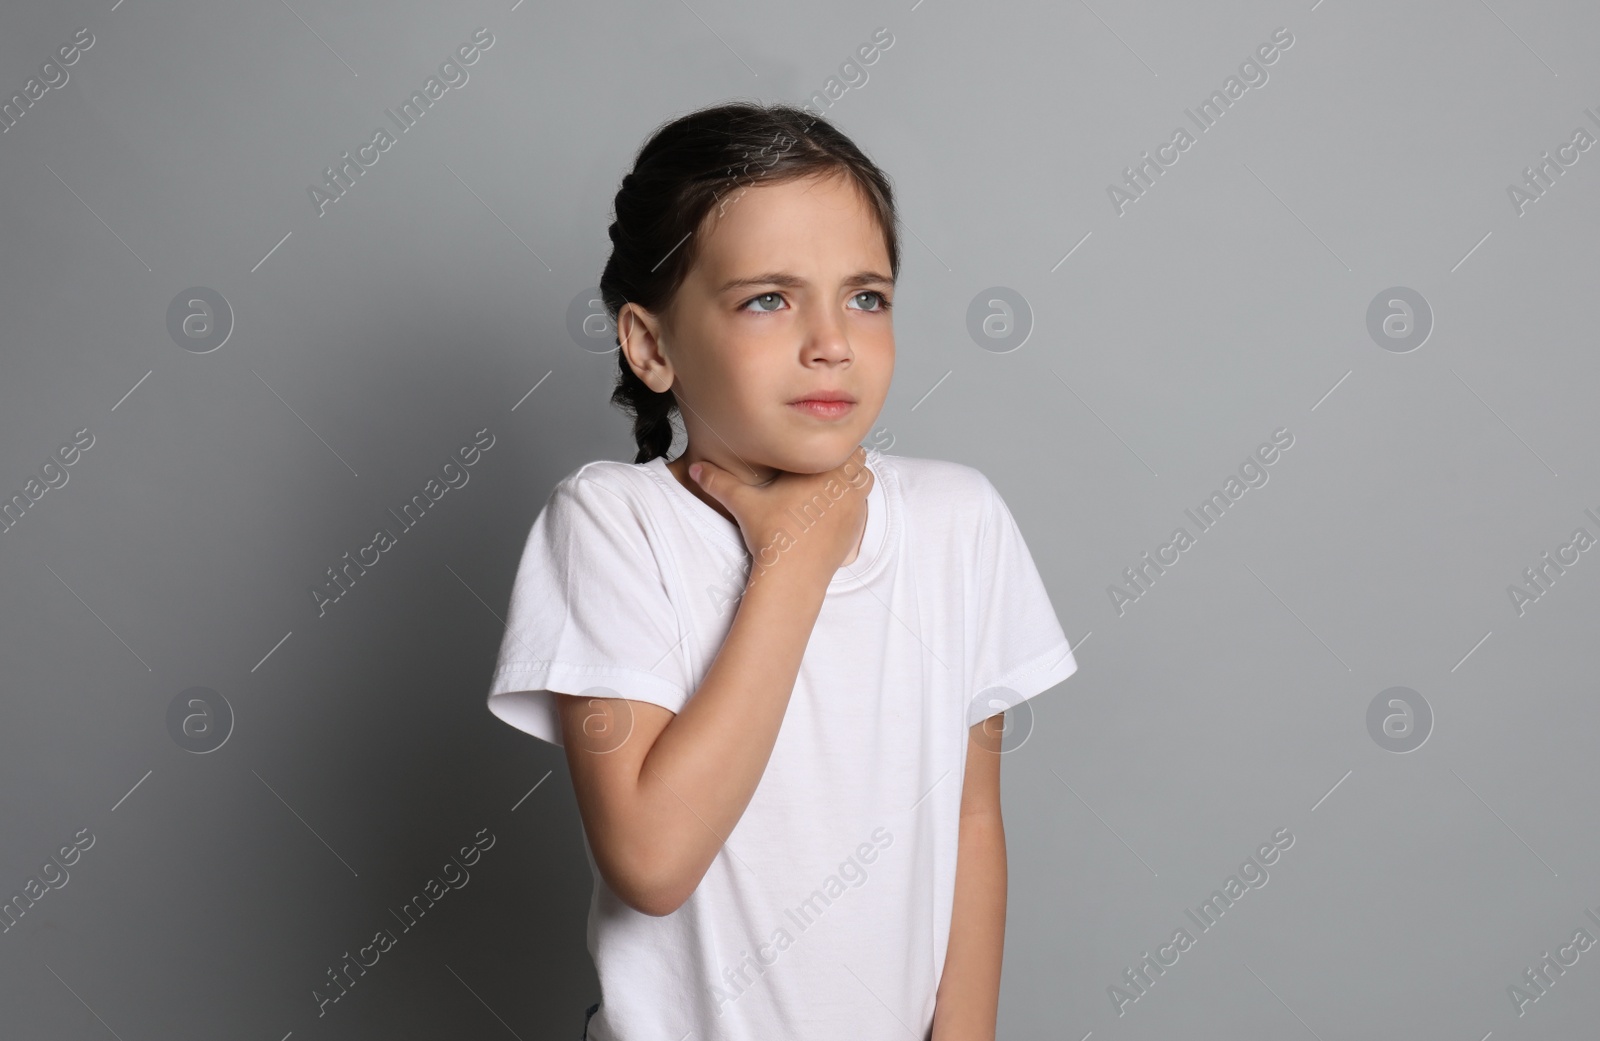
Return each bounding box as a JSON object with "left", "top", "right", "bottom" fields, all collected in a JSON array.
[{"left": 617, "top": 302, "right": 674, "bottom": 393}]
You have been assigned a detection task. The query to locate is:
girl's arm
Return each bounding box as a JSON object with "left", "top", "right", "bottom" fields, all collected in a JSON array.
[
  {"left": 555, "top": 449, "right": 872, "bottom": 918},
  {"left": 930, "top": 713, "right": 1008, "bottom": 1041},
  {"left": 556, "top": 563, "right": 831, "bottom": 916}
]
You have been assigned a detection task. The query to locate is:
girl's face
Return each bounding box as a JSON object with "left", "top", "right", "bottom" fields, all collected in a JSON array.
[{"left": 621, "top": 171, "right": 895, "bottom": 480}]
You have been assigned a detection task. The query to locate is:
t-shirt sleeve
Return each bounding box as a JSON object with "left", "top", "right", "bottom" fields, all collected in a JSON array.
[
  {"left": 966, "top": 476, "right": 1079, "bottom": 728},
  {"left": 485, "top": 472, "right": 692, "bottom": 749}
]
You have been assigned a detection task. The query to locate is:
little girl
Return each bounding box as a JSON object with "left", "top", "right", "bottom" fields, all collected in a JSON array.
[{"left": 485, "top": 101, "right": 1078, "bottom": 1041}]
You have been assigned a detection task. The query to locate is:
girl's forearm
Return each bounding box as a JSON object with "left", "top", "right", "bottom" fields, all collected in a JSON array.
[
  {"left": 631, "top": 563, "right": 830, "bottom": 911},
  {"left": 931, "top": 811, "right": 1007, "bottom": 1041}
]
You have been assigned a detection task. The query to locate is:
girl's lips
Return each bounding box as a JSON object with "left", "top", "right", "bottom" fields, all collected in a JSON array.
[{"left": 789, "top": 400, "right": 855, "bottom": 419}]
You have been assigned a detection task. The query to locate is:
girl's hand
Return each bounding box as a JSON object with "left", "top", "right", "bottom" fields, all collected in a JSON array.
[{"left": 689, "top": 445, "right": 874, "bottom": 585}]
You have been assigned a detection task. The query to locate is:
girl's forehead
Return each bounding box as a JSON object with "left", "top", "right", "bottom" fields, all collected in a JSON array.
[
  {"left": 693, "top": 180, "right": 888, "bottom": 275},
  {"left": 711, "top": 174, "right": 872, "bottom": 229}
]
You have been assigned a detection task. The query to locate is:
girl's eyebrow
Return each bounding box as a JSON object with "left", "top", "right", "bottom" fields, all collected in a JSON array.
[{"left": 717, "top": 270, "right": 895, "bottom": 294}]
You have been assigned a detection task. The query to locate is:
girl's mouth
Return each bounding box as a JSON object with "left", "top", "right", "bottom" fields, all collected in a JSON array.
[{"left": 789, "top": 400, "right": 855, "bottom": 419}]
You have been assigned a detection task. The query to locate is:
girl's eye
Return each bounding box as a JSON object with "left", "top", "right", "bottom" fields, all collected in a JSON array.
[
  {"left": 740, "top": 290, "right": 892, "bottom": 313},
  {"left": 849, "top": 291, "right": 891, "bottom": 312},
  {"left": 742, "top": 292, "right": 786, "bottom": 313}
]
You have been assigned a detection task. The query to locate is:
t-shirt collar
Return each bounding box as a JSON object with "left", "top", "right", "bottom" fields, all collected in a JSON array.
[{"left": 645, "top": 450, "right": 889, "bottom": 588}]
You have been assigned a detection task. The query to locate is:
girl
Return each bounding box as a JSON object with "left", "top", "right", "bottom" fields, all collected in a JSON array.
[{"left": 485, "top": 101, "right": 1078, "bottom": 1041}]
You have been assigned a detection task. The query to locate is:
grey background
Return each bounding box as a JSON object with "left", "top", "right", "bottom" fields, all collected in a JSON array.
[{"left": 2, "top": 0, "right": 1597, "bottom": 1038}]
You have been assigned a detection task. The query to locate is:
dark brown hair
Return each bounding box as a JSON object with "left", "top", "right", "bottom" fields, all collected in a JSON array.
[{"left": 599, "top": 101, "right": 900, "bottom": 464}]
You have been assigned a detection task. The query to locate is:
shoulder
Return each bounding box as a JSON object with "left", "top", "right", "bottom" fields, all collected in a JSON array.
[
  {"left": 539, "top": 458, "right": 666, "bottom": 531},
  {"left": 871, "top": 450, "right": 998, "bottom": 508},
  {"left": 869, "top": 451, "right": 999, "bottom": 542},
  {"left": 551, "top": 457, "right": 661, "bottom": 503}
]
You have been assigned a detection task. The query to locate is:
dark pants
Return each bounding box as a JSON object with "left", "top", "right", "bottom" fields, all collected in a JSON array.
[{"left": 580, "top": 1001, "right": 599, "bottom": 1040}]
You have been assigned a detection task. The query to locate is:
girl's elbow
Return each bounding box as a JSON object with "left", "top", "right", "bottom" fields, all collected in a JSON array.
[
  {"left": 615, "top": 872, "right": 691, "bottom": 917},
  {"left": 632, "top": 885, "right": 689, "bottom": 918},
  {"left": 602, "top": 845, "right": 695, "bottom": 917}
]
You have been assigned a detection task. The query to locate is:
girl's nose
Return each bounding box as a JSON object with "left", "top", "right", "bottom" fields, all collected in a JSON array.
[{"left": 800, "top": 309, "right": 852, "bottom": 363}]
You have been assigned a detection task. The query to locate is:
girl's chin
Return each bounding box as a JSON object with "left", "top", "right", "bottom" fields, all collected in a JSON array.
[
  {"left": 775, "top": 446, "right": 870, "bottom": 476},
  {"left": 718, "top": 427, "right": 871, "bottom": 476}
]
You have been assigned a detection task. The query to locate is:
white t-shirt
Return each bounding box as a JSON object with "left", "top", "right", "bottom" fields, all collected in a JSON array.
[{"left": 485, "top": 447, "right": 1078, "bottom": 1040}]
